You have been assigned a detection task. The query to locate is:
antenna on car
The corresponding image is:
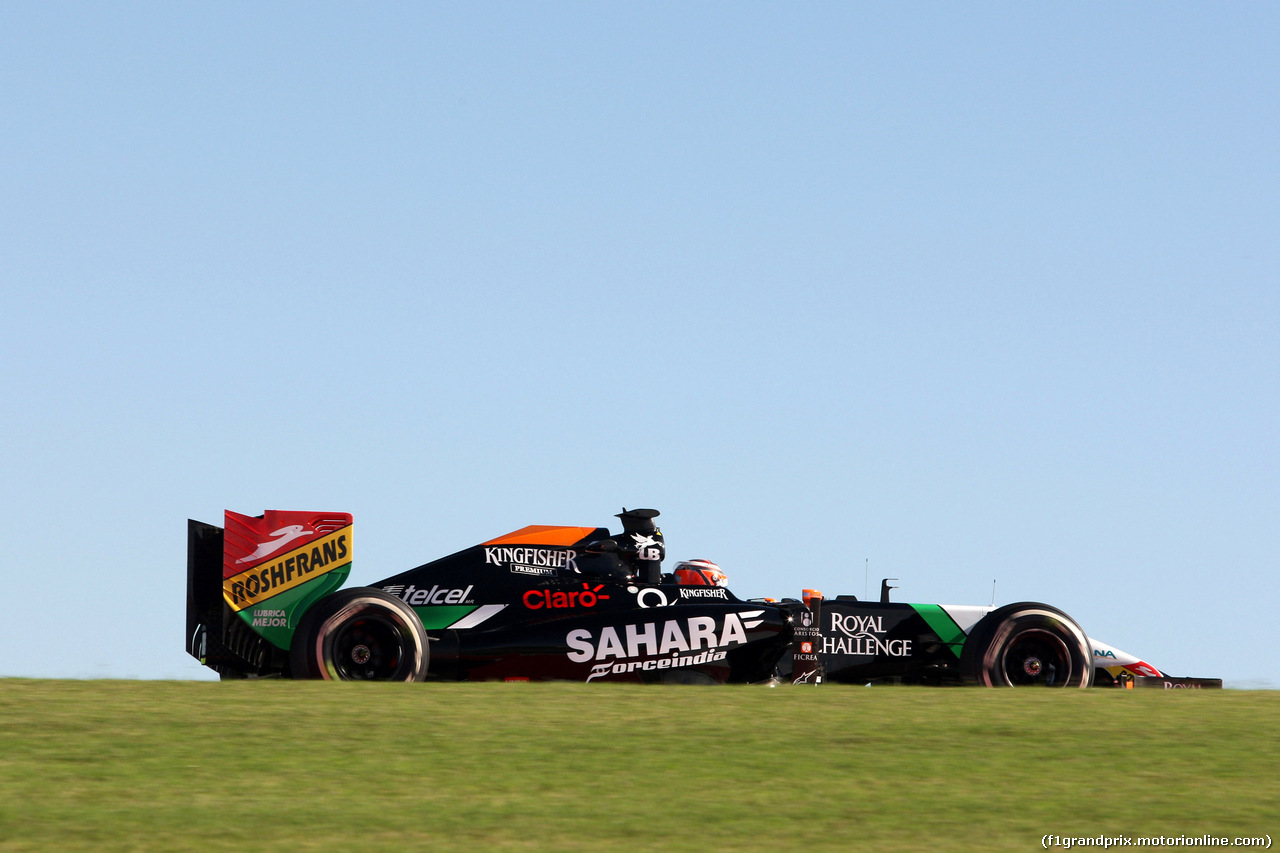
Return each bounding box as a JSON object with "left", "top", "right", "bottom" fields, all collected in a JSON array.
[
  {"left": 864, "top": 558, "right": 868, "bottom": 601},
  {"left": 990, "top": 580, "right": 997, "bottom": 607}
]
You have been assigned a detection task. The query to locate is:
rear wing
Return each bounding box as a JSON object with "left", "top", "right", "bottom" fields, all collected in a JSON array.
[
  {"left": 186, "top": 519, "right": 227, "bottom": 669},
  {"left": 186, "top": 511, "right": 353, "bottom": 678}
]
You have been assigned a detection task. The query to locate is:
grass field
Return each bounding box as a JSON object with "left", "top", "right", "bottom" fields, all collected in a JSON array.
[{"left": 0, "top": 680, "right": 1275, "bottom": 852}]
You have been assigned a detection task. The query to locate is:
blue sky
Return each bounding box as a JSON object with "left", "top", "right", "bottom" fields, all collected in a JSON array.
[{"left": 1, "top": 4, "right": 1275, "bottom": 686}]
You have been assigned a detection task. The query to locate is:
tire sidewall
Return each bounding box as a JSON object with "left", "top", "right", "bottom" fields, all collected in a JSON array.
[
  {"left": 290, "top": 588, "right": 429, "bottom": 681},
  {"left": 961, "top": 602, "right": 1093, "bottom": 688}
]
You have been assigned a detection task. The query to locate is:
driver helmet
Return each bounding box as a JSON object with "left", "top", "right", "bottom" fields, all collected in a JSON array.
[{"left": 673, "top": 559, "right": 728, "bottom": 588}]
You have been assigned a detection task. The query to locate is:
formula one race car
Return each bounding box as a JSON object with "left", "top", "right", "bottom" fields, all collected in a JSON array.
[{"left": 185, "top": 508, "right": 1221, "bottom": 689}]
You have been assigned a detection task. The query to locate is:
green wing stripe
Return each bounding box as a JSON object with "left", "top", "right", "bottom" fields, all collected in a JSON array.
[
  {"left": 910, "top": 603, "right": 967, "bottom": 659},
  {"left": 411, "top": 604, "right": 508, "bottom": 630},
  {"left": 413, "top": 605, "right": 478, "bottom": 629}
]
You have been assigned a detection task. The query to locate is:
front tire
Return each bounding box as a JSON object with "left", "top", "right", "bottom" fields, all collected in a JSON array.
[
  {"left": 961, "top": 602, "right": 1093, "bottom": 688},
  {"left": 290, "top": 588, "right": 429, "bottom": 681}
]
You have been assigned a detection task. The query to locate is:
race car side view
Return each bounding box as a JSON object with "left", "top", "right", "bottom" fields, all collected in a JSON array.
[{"left": 185, "top": 508, "right": 1221, "bottom": 689}]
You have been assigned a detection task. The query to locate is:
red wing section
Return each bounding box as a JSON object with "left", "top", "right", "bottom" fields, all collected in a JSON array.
[{"left": 222, "top": 510, "right": 353, "bottom": 612}]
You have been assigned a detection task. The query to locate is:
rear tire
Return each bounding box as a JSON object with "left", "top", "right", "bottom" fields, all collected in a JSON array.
[
  {"left": 290, "top": 588, "right": 429, "bottom": 681},
  {"left": 961, "top": 602, "right": 1093, "bottom": 688}
]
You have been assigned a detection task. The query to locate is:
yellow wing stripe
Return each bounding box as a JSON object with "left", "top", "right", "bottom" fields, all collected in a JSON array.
[{"left": 223, "top": 526, "right": 352, "bottom": 612}]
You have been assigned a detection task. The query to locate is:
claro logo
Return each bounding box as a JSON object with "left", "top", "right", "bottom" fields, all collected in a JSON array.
[
  {"left": 524, "top": 583, "right": 609, "bottom": 610},
  {"left": 566, "top": 610, "right": 766, "bottom": 663}
]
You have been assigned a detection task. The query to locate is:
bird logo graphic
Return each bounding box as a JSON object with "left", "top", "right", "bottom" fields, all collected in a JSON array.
[{"left": 235, "top": 524, "right": 313, "bottom": 564}]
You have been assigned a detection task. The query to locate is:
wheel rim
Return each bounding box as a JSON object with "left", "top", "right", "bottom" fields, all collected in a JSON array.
[
  {"left": 330, "top": 615, "right": 406, "bottom": 680},
  {"left": 998, "top": 628, "right": 1073, "bottom": 686}
]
